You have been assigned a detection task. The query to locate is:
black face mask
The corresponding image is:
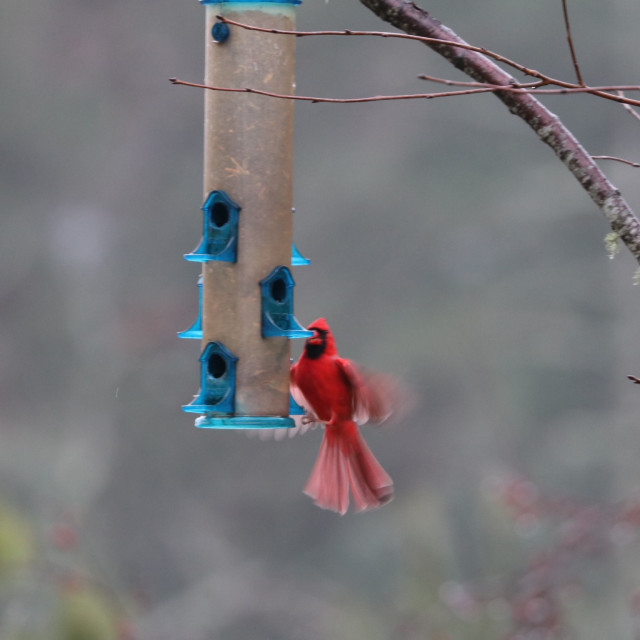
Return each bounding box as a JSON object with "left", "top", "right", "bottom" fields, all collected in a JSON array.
[{"left": 305, "top": 330, "right": 327, "bottom": 360}]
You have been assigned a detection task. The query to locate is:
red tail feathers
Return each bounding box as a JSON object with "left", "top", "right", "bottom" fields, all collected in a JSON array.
[{"left": 303, "top": 421, "right": 394, "bottom": 515}]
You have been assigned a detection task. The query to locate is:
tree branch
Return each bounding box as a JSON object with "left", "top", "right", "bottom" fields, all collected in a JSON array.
[
  {"left": 619, "top": 91, "right": 640, "bottom": 124},
  {"left": 216, "top": 17, "right": 640, "bottom": 111},
  {"left": 358, "top": 0, "right": 640, "bottom": 264},
  {"left": 593, "top": 155, "right": 640, "bottom": 169},
  {"left": 170, "top": 76, "right": 640, "bottom": 105},
  {"left": 169, "top": 77, "right": 498, "bottom": 102},
  {"left": 561, "top": 0, "right": 585, "bottom": 86}
]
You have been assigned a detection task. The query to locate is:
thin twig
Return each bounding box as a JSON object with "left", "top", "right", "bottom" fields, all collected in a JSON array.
[
  {"left": 619, "top": 91, "right": 640, "bottom": 123},
  {"left": 561, "top": 0, "right": 585, "bottom": 86},
  {"left": 358, "top": 0, "right": 640, "bottom": 263},
  {"left": 203, "top": 7, "right": 640, "bottom": 261},
  {"left": 214, "top": 17, "right": 640, "bottom": 110},
  {"left": 171, "top": 76, "right": 640, "bottom": 108},
  {"left": 593, "top": 155, "right": 640, "bottom": 169},
  {"left": 418, "top": 74, "right": 640, "bottom": 99},
  {"left": 217, "top": 15, "right": 558, "bottom": 86},
  {"left": 526, "top": 87, "right": 640, "bottom": 108},
  {"left": 418, "top": 73, "right": 546, "bottom": 89},
  {"left": 169, "top": 77, "right": 497, "bottom": 102}
]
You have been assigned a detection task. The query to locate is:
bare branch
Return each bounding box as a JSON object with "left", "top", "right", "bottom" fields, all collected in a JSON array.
[
  {"left": 619, "top": 91, "right": 640, "bottom": 123},
  {"left": 217, "top": 15, "right": 562, "bottom": 86},
  {"left": 417, "top": 75, "right": 640, "bottom": 105},
  {"left": 170, "top": 77, "right": 499, "bottom": 102},
  {"left": 358, "top": 0, "right": 640, "bottom": 264},
  {"left": 171, "top": 74, "right": 640, "bottom": 107},
  {"left": 199, "top": 8, "right": 640, "bottom": 262},
  {"left": 561, "top": 0, "right": 585, "bottom": 86},
  {"left": 216, "top": 17, "right": 640, "bottom": 109},
  {"left": 417, "top": 74, "right": 545, "bottom": 89},
  {"left": 593, "top": 155, "right": 640, "bottom": 169}
]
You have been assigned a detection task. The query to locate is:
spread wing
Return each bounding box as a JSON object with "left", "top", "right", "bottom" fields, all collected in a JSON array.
[
  {"left": 248, "top": 359, "right": 401, "bottom": 440},
  {"left": 335, "top": 358, "right": 396, "bottom": 425}
]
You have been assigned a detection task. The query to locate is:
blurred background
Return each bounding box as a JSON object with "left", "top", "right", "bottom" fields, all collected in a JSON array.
[{"left": 2, "top": 0, "right": 640, "bottom": 638}]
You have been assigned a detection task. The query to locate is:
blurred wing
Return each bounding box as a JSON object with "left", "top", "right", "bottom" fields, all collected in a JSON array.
[{"left": 336, "top": 358, "right": 397, "bottom": 425}]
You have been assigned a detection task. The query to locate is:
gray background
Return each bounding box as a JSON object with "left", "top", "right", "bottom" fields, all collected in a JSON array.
[{"left": 2, "top": 0, "right": 640, "bottom": 637}]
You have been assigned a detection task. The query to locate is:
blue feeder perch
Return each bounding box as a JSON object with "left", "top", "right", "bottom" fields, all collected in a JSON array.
[
  {"left": 183, "top": 341, "right": 238, "bottom": 415},
  {"left": 289, "top": 392, "right": 305, "bottom": 416},
  {"left": 291, "top": 242, "right": 310, "bottom": 266},
  {"left": 291, "top": 207, "right": 309, "bottom": 266},
  {"left": 178, "top": 274, "right": 203, "bottom": 340},
  {"left": 185, "top": 190, "right": 240, "bottom": 263},
  {"left": 260, "top": 266, "right": 313, "bottom": 339}
]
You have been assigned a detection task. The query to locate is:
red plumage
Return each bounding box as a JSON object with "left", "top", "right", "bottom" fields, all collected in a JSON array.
[{"left": 290, "top": 318, "right": 395, "bottom": 514}]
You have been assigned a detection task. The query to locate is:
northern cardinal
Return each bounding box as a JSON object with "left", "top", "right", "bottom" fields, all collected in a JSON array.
[{"left": 290, "top": 318, "right": 395, "bottom": 514}]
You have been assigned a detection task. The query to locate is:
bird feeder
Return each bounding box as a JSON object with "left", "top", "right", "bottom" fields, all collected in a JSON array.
[{"left": 181, "top": 0, "right": 309, "bottom": 429}]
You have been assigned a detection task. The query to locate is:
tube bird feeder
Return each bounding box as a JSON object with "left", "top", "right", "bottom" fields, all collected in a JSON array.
[{"left": 181, "top": 0, "right": 309, "bottom": 429}]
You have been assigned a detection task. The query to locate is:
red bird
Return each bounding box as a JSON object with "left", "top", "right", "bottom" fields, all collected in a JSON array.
[{"left": 290, "top": 318, "right": 395, "bottom": 515}]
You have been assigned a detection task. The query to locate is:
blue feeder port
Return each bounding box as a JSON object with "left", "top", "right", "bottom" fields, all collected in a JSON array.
[
  {"left": 183, "top": 341, "right": 296, "bottom": 429},
  {"left": 178, "top": 274, "right": 203, "bottom": 340},
  {"left": 185, "top": 190, "right": 240, "bottom": 263},
  {"left": 291, "top": 242, "right": 310, "bottom": 266},
  {"left": 260, "top": 266, "right": 313, "bottom": 339},
  {"left": 183, "top": 341, "right": 238, "bottom": 415},
  {"left": 291, "top": 207, "right": 309, "bottom": 265},
  {"left": 289, "top": 392, "right": 305, "bottom": 416}
]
